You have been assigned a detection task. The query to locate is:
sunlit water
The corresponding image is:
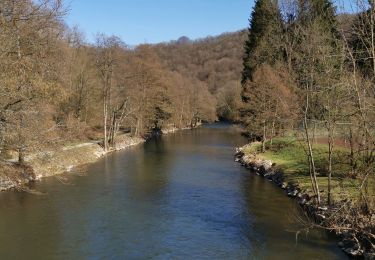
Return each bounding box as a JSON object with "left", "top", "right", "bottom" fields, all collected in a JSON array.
[{"left": 0, "top": 123, "right": 347, "bottom": 259}]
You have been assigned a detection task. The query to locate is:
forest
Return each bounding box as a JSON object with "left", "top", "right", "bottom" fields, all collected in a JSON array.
[
  {"left": 240, "top": 0, "right": 374, "bottom": 255},
  {"left": 0, "top": 0, "right": 246, "bottom": 163}
]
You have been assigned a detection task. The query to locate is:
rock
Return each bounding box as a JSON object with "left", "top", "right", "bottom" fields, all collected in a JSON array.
[
  {"left": 298, "top": 194, "right": 310, "bottom": 205},
  {"left": 0, "top": 177, "right": 16, "bottom": 191},
  {"left": 263, "top": 160, "right": 273, "bottom": 171},
  {"left": 298, "top": 197, "right": 307, "bottom": 205},
  {"left": 264, "top": 172, "right": 271, "bottom": 177},
  {"left": 281, "top": 182, "right": 288, "bottom": 189},
  {"left": 343, "top": 238, "right": 356, "bottom": 248},
  {"left": 338, "top": 241, "right": 344, "bottom": 248},
  {"left": 344, "top": 248, "right": 363, "bottom": 257},
  {"left": 364, "top": 252, "right": 375, "bottom": 260},
  {"left": 234, "top": 148, "right": 244, "bottom": 157},
  {"left": 287, "top": 189, "right": 298, "bottom": 197}
]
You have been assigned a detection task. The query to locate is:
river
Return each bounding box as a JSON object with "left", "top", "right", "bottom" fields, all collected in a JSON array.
[{"left": 0, "top": 123, "right": 347, "bottom": 259}]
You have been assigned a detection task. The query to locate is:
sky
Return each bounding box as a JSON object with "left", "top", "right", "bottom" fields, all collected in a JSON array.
[{"left": 65, "top": 0, "right": 354, "bottom": 46}]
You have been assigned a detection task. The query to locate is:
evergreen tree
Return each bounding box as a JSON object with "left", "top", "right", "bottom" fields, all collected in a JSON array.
[
  {"left": 241, "top": 0, "right": 284, "bottom": 141},
  {"left": 241, "top": 0, "right": 283, "bottom": 87},
  {"left": 297, "top": 0, "right": 339, "bottom": 41}
]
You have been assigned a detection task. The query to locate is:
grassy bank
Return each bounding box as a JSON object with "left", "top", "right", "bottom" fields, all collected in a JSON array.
[
  {"left": 241, "top": 137, "right": 372, "bottom": 204},
  {"left": 239, "top": 137, "right": 374, "bottom": 257}
]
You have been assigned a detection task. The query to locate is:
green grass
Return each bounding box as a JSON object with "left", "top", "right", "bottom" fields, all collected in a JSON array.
[{"left": 242, "top": 137, "right": 366, "bottom": 202}]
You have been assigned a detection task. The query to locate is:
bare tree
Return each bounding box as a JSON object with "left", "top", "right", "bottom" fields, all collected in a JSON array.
[{"left": 0, "top": 0, "right": 65, "bottom": 163}]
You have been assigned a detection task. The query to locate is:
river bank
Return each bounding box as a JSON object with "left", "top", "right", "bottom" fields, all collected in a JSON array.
[
  {"left": 0, "top": 125, "right": 198, "bottom": 192},
  {"left": 0, "top": 134, "right": 145, "bottom": 191},
  {"left": 235, "top": 142, "right": 375, "bottom": 259}
]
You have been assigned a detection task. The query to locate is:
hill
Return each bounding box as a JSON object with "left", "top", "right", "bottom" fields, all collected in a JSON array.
[{"left": 153, "top": 30, "right": 247, "bottom": 121}]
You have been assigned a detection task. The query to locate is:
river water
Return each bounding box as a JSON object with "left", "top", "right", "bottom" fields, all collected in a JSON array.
[{"left": 0, "top": 124, "right": 347, "bottom": 259}]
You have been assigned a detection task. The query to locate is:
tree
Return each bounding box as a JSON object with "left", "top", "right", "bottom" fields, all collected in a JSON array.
[
  {"left": 286, "top": 0, "right": 341, "bottom": 205},
  {"left": 94, "top": 34, "right": 124, "bottom": 151},
  {"left": 241, "top": 0, "right": 283, "bottom": 85},
  {"left": 242, "top": 64, "right": 298, "bottom": 151},
  {"left": 241, "top": 0, "right": 285, "bottom": 141},
  {"left": 65, "top": 28, "right": 94, "bottom": 123},
  {"left": 0, "top": 0, "right": 65, "bottom": 163},
  {"left": 344, "top": 0, "right": 375, "bottom": 212}
]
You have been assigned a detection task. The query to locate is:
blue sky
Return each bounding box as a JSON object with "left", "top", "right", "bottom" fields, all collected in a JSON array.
[{"left": 65, "top": 0, "right": 354, "bottom": 46}]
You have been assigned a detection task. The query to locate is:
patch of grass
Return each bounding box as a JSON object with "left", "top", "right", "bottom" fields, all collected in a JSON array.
[
  {"left": 243, "top": 137, "right": 363, "bottom": 202},
  {"left": 241, "top": 142, "right": 262, "bottom": 154}
]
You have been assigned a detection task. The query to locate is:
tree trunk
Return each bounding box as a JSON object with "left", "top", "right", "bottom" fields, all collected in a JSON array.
[
  {"left": 103, "top": 94, "right": 108, "bottom": 152},
  {"left": 349, "top": 127, "right": 356, "bottom": 174},
  {"left": 262, "top": 121, "right": 266, "bottom": 153},
  {"left": 109, "top": 111, "right": 116, "bottom": 148},
  {"left": 303, "top": 88, "right": 320, "bottom": 204},
  {"left": 327, "top": 123, "right": 334, "bottom": 206},
  {"left": 270, "top": 101, "right": 278, "bottom": 147},
  {"left": 179, "top": 99, "right": 185, "bottom": 128},
  {"left": 18, "top": 147, "right": 25, "bottom": 165},
  {"left": 270, "top": 120, "right": 275, "bottom": 147},
  {"left": 313, "top": 121, "right": 317, "bottom": 144}
]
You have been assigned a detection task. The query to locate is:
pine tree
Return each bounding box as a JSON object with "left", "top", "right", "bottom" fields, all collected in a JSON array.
[
  {"left": 298, "top": 0, "right": 339, "bottom": 41},
  {"left": 241, "top": 0, "right": 283, "bottom": 87},
  {"left": 240, "top": 0, "right": 284, "bottom": 142}
]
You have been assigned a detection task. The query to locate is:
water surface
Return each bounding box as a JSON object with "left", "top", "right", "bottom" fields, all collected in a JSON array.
[{"left": 0, "top": 124, "right": 347, "bottom": 259}]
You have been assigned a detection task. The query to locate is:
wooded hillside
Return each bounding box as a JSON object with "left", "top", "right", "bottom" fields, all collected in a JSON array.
[
  {"left": 0, "top": 0, "right": 246, "bottom": 163},
  {"left": 153, "top": 30, "right": 247, "bottom": 121}
]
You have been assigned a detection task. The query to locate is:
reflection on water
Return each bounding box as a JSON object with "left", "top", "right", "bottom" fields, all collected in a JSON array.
[{"left": 0, "top": 123, "right": 347, "bottom": 259}]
